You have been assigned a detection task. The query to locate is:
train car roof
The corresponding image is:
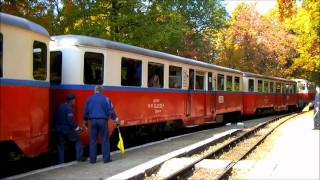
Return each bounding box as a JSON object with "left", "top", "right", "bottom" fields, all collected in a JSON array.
[
  {"left": 52, "top": 35, "right": 243, "bottom": 74},
  {"left": 0, "top": 13, "right": 50, "bottom": 38},
  {"left": 243, "top": 72, "right": 296, "bottom": 83}
]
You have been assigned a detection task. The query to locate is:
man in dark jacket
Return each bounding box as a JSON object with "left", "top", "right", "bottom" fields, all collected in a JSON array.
[
  {"left": 55, "top": 94, "right": 84, "bottom": 164},
  {"left": 314, "top": 86, "right": 320, "bottom": 129},
  {"left": 83, "top": 86, "right": 120, "bottom": 163}
]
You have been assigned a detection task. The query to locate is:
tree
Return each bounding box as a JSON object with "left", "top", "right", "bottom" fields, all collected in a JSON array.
[{"left": 215, "top": 3, "right": 296, "bottom": 77}]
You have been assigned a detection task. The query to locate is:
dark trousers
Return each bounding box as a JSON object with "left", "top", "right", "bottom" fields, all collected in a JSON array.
[
  {"left": 57, "top": 131, "right": 83, "bottom": 164},
  {"left": 89, "top": 119, "right": 110, "bottom": 163}
]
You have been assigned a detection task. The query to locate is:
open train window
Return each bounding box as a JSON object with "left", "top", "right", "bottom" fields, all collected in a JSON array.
[
  {"left": 226, "top": 76, "right": 233, "bottom": 91},
  {"left": 263, "top": 81, "right": 269, "bottom": 93},
  {"left": 84, "top": 52, "right": 104, "bottom": 85},
  {"left": 148, "top": 62, "right": 163, "bottom": 88},
  {"left": 50, "top": 51, "right": 62, "bottom": 84},
  {"left": 169, "top": 65, "right": 182, "bottom": 89},
  {"left": 270, "top": 82, "right": 274, "bottom": 93},
  {"left": 208, "top": 72, "right": 212, "bottom": 91},
  {"left": 248, "top": 79, "right": 254, "bottom": 92},
  {"left": 234, "top": 76, "right": 240, "bottom": 91},
  {"left": 258, "top": 80, "right": 263, "bottom": 92},
  {"left": 276, "top": 82, "right": 281, "bottom": 93},
  {"left": 33, "top": 41, "right": 47, "bottom": 80},
  {"left": 189, "top": 69, "right": 195, "bottom": 90},
  {"left": 195, "top": 71, "right": 204, "bottom": 90},
  {"left": 121, "top": 57, "right": 142, "bottom": 87},
  {"left": 217, "top": 74, "right": 224, "bottom": 91},
  {"left": 0, "top": 33, "right": 2, "bottom": 78}
]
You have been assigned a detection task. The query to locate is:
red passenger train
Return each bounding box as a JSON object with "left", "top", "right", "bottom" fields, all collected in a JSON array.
[
  {"left": 0, "top": 13, "right": 50, "bottom": 157},
  {"left": 0, "top": 13, "right": 316, "bottom": 158}
]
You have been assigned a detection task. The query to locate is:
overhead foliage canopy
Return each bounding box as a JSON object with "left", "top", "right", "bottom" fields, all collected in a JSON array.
[{"left": 1, "top": 0, "right": 319, "bottom": 83}]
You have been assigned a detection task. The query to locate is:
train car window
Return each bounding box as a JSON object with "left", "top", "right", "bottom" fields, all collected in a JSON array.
[
  {"left": 33, "top": 41, "right": 47, "bottom": 80},
  {"left": 189, "top": 69, "right": 195, "bottom": 90},
  {"left": 148, "top": 62, "right": 164, "bottom": 88},
  {"left": 248, "top": 79, "right": 254, "bottom": 92},
  {"left": 281, "top": 83, "right": 285, "bottom": 94},
  {"left": 84, "top": 52, "right": 104, "bottom": 85},
  {"left": 121, "top": 57, "right": 142, "bottom": 87},
  {"left": 0, "top": 33, "right": 2, "bottom": 78},
  {"left": 276, "top": 82, "right": 281, "bottom": 93},
  {"left": 270, "top": 82, "right": 274, "bottom": 93},
  {"left": 298, "top": 83, "right": 306, "bottom": 91},
  {"left": 263, "top": 81, "right": 269, "bottom": 93},
  {"left": 169, "top": 65, "right": 182, "bottom": 89},
  {"left": 50, "top": 51, "right": 62, "bottom": 84},
  {"left": 195, "top": 71, "right": 205, "bottom": 90},
  {"left": 293, "top": 84, "right": 296, "bottom": 93},
  {"left": 234, "top": 76, "right": 240, "bottom": 91},
  {"left": 208, "top": 72, "right": 212, "bottom": 91},
  {"left": 285, "top": 84, "right": 290, "bottom": 94},
  {"left": 258, "top": 80, "right": 263, "bottom": 92},
  {"left": 217, "top": 74, "right": 225, "bottom": 91},
  {"left": 226, "top": 76, "right": 233, "bottom": 91}
]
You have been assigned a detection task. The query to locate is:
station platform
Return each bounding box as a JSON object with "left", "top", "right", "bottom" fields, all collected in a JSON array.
[
  {"left": 246, "top": 111, "right": 320, "bottom": 179},
  {"left": 7, "top": 116, "right": 275, "bottom": 180}
]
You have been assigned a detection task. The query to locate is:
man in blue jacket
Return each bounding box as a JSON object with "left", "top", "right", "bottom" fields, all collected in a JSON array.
[
  {"left": 83, "top": 86, "right": 121, "bottom": 163},
  {"left": 55, "top": 94, "right": 84, "bottom": 164}
]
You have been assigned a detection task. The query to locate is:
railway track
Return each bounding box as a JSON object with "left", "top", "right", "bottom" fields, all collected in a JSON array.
[{"left": 144, "top": 112, "right": 301, "bottom": 180}]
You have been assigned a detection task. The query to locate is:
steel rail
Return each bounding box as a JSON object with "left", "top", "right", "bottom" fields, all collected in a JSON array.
[
  {"left": 215, "top": 113, "right": 300, "bottom": 180},
  {"left": 162, "top": 112, "right": 299, "bottom": 180}
]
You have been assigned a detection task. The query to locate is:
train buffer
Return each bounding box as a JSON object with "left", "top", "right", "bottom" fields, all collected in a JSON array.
[{"left": 7, "top": 112, "right": 319, "bottom": 180}]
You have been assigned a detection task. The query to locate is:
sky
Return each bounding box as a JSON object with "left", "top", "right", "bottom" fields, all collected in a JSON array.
[{"left": 223, "top": 0, "right": 278, "bottom": 15}]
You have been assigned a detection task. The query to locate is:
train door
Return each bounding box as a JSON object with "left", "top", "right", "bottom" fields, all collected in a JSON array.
[
  {"left": 186, "top": 69, "right": 194, "bottom": 116},
  {"left": 207, "top": 72, "right": 215, "bottom": 121}
]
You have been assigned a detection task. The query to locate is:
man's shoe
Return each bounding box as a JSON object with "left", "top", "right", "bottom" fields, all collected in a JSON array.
[
  {"left": 77, "top": 157, "right": 87, "bottom": 162},
  {"left": 90, "top": 161, "right": 96, "bottom": 164},
  {"left": 103, "top": 159, "right": 112, "bottom": 163}
]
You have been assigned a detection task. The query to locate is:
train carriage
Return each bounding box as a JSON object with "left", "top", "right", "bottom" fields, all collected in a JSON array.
[
  {"left": 0, "top": 13, "right": 50, "bottom": 157},
  {"left": 242, "top": 72, "right": 298, "bottom": 115},
  {"left": 49, "top": 35, "right": 244, "bottom": 142},
  {"left": 292, "top": 79, "right": 316, "bottom": 108}
]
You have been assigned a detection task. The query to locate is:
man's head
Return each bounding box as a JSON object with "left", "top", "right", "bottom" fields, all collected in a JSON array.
[
  {"left": 95, "top": 85, "right": 103, "bottom": 94},
  {"left": 66, "top": 94, "right": 76, "bottom": 105}
]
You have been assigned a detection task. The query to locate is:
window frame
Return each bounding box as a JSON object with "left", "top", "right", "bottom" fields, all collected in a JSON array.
[
  {"left": 276, "top": 82, "right": 281, "bottom": 93},
  {"left": 50, "top": 51, "right": 62, "bottom": 85},
  {"left": 83, "top": 52, "right": 104, "bottom": 85},
  {"left": 147, "top": 62, "right": 164, "bottom": 88},
  {"left": 121, "top": 57, "right": 142, "bottom": 87},
  {"left": 248, "top": 79, "right": 255, "bottom": 92},
  {"left": 258, "top": 80, "right": 263, "bottom": 92},
  {"left": 217, "top": 74, "right": 225, "bottom": 91},
  {"left": 226, "top": 75, "right": 233, "bottom": 91},
  {"left": 263, "top": 81, "right": 269, "bottom": 93},
  {"left": 234, "top": 76, "right": 240, "bottom": 91},
  {"left": 270, "top": 82, "right": 274, "bottom": 93},
  {"left": 195, "top": 70, "right": 205, "bottom": 90},
  {"left": 0, "top": 33, "right": 2, "bottom": 78},
  {"left": 208, "top": 72, "right": 213, "bottom": 91},
  {"left": 33, "top": 41, "right": 47, "bottom": 80},
  {"left": 189, "top": 69, "right": 195, "bottom": 90},
  {"left": 169, "top": 65, "right": 182, "bottom": 89}
]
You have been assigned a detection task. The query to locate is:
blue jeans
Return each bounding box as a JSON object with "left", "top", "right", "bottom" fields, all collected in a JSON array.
[
  {"left": 57, "top": 130, "right": 83, "bottom": 164},
  {"left": 89, "top": 119, "right": 110, "bottom": 163}
]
